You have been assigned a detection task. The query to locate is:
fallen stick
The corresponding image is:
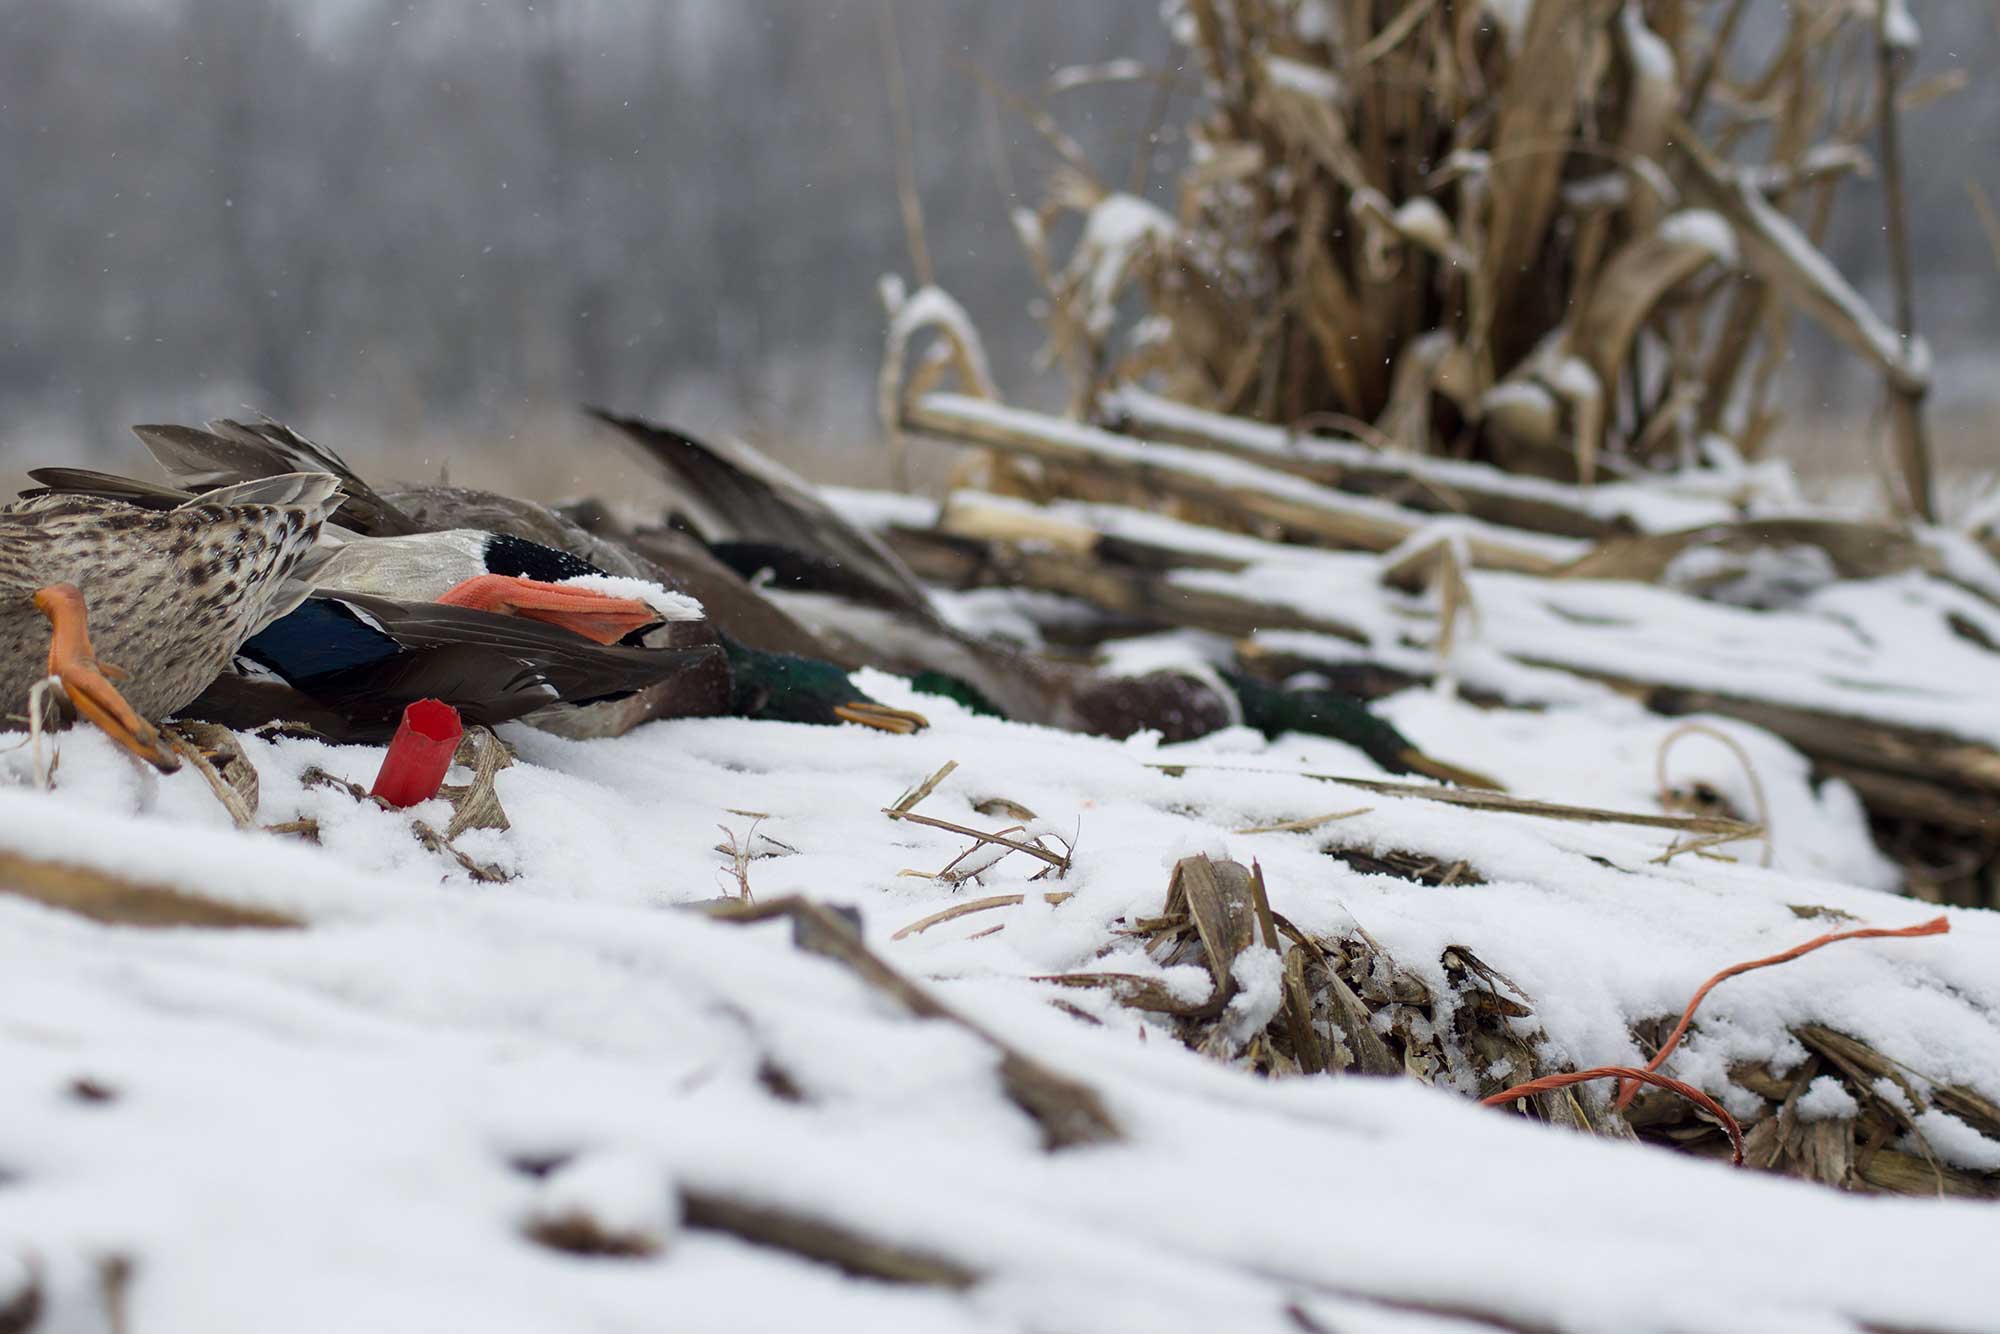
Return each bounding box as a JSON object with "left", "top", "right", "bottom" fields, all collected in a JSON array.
[
  {"left": 1234, "top": 807, "right": 1374, "bottom": 835},
  {"left": 166, "top": 727, "right": 258, "bottom": 830},
  {"left": 903, "top": 393, "right": 1577, "bottom": 573},
  {"left": 889, "top": 759, "right": 959, "bottom": 814},
  {"left": 680, "top": 1189, "right": 979, "bottom": 1288},
  {"left": 882, "top": 523, "right": 1366, "bottom": 643},
  {"left": 1148, "top": 764, "right": 1759, "bottom": 838},
  {"left": 1100, "top": 383, "right": 1637, "bottom": 540}
]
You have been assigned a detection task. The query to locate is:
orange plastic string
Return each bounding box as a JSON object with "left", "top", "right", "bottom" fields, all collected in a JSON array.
[
  {"left": 1482, "top": 1066, "right": 1746, "bottom": 1166},
  {"left": 1613, "top": 916, "right": 1950, "bottom": 1111}
]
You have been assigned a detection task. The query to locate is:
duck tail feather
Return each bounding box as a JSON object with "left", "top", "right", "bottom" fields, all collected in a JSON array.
[
  {"left": 135, "top": 419, "right": 416, "bottom": 535},
  {"left": 187, "top": 471, "right": 345, "bottom": 518}
]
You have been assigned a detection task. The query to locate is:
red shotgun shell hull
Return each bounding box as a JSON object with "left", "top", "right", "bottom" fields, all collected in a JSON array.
[{"left": 369, "top": 699, "right": 463, "bottom": 807}]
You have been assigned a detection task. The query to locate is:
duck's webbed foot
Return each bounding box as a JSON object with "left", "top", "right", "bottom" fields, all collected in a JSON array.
[
  {"left": 32, "top": 583, "right": 180, "bottom": 772},
  {"left": 436, "top": 574, "right": 659, "bottom": 645}
]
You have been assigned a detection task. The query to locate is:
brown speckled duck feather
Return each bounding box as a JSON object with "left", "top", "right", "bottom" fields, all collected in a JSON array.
[{"left": 0, "top": 474, "right": 341, "bottom": 723}]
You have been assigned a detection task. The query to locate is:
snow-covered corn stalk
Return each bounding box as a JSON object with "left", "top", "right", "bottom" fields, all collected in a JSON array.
[{"left": 1015, "top": 0, "right": 1934, "bottom": 508}]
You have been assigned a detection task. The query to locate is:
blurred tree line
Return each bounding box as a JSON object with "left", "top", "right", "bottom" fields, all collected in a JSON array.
[{"left": 0, "top": 0, "right": 1991, "bottom": 469}]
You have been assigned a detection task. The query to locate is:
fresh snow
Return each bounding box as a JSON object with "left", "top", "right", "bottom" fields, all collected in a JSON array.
[
  {"left": 1261, "top": 54, "right": 1343, "bottom": 104},
  {"left": 1064, "top": 195, "right": 1178, "bottom": 338},
  {"left": 880, "top": 281, "right": 999, "bottom": 401},
  {"left": 1482, "top": 0, "right": 1532, "bottom": 54},
  {"left": 1795, "top": 1076, "right": 1861, "bottom": 1122},
  {"left": 1658, "top": 209, "right": 1738, "bottom": 266},
  {"left": 561, "top": 574, "right": 705, "bottom": 622},
  {"left": 0, "top": 630, "right": 1996, "bottom": 1330},
  {"left": 1617, "top": 1, "right": 1677, "bottom": 85},
  {"left": 1882, "top": 0, "right": 1920, "bottom": 52}
]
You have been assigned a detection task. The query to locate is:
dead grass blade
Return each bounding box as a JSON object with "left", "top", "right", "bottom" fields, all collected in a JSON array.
[
  {"left": 1150, "top": 764, "right": 1758, "bottom": 838},
  {"left": 890, "top": 760, "right": 958, "bottom": 814},
  {"left": 442, "top": 726, "right": 513, "bottom": 839},
  {"left": 892, "top": 891, "right": 1073, "bottom": 941},
  {"left": 1234, "top": 807, "right": 1373, "bottom": 835},
  {"left": 1654, "top": 721, "right": 1773, "bottom": 867},
  {"left": 681, "top": 1188, "right": 979, "bottom": 1288},
  {"left": 883, "top": 806, "right": 1072, "bottom": 873},
  {"left": 167, "top": 722, "right": 258, "bottom": 830},
  {"left": 1040, "top": 854, "right": 1257, "bottom": 1021}
]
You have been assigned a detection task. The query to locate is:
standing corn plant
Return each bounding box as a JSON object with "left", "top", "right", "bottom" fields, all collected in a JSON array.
[{"left": 1010, "top": 0, "right": 1939, "bottom": 513}]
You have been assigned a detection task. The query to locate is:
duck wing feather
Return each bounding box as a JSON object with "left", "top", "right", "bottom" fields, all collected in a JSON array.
[
  {"left": 134, "top": 418, "right": 417, "bottom": 536},
  {"left": 587, "top": 408, "right": 940, "bottom": 619}
]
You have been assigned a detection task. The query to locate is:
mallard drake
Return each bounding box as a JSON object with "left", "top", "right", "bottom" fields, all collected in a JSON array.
[
  {"left": 585, "top": 409, "right": 1243, "bottom": 742},
  {"left": 199, "top": 583, "right": 921, "bottom": 743},
  {"left": 585, "top": 411, "right": 1496, "bottom": 780},
  {"left": 0, "top": 472, "right": 341, "bottom": 769},
  {"left": 188, "top": 591, "right": 726, "bottom": 743},
  {"left": 119, "top": 419, "right": 928, "bottom": 738}
]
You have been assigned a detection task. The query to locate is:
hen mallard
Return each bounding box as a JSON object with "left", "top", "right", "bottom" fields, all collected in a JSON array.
[
  {"left": 0, "top": 473, "right": 341, "bottom": 769},
  {"left": 23, "top": 466, "right": 736, "bottom": 744}
]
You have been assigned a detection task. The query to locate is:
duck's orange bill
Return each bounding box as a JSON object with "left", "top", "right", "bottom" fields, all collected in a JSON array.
[{"left": 436, "top": 574, "right": 658, "bottom": 645}]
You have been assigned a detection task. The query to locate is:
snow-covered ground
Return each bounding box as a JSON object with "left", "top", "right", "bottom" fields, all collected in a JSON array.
[{"left": 1, "top": 662, "right": 1996, "bottom": 1332}]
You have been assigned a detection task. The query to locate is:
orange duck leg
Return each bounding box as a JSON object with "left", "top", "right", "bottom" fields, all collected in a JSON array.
[{"left": 32, "top": 583, "right": 179, "bottom": 771}]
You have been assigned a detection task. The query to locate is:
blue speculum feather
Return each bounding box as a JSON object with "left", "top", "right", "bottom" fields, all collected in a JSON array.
[{"left": 239, "top": 599, "right": 399, "bottom": 683}]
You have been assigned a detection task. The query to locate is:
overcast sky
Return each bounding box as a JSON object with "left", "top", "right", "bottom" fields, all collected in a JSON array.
[{"left": 0, "top": 1, "right": 1991, "bottom": 482}]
